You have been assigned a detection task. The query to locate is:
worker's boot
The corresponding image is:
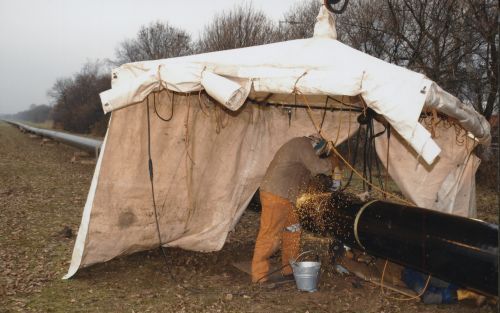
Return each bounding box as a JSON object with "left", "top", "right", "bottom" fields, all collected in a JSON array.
[
  {"left": 457, "top": 289, "right": 487, "bottom": 306},
  {"left": 251, "top": 191, "right": 289, "bottom": 283},
  {"left": 281, "top": 206, "right": 301, "bottom": 276}
]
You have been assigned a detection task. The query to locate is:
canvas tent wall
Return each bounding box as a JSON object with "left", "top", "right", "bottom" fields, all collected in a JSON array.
[{"left": 64, "top": 6, "right": 490, "bottom": 279}]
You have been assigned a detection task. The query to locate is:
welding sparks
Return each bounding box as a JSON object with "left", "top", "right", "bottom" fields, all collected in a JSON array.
[{"left": 295, "top": 191, "right": 362, "bottom": 238}]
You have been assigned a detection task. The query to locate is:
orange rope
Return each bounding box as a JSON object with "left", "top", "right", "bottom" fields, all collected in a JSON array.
[
  {"left": 297, "top": 91, "right": 414, "bottom": 206},
  {"left": 197, "top": 90, "right": 210, "bottom": 117},
  {"left": 184, "top": 94, "right": 195, "bottom": 164},
  {"left": 430, "top": 109, "right": 438, "bottom": 138},
  {"left": 380, "top": 260, "right": 431, "bottom": 301},
  {"left": 214, "top": 105, "right": 229, "bottom": 134},
  {"left": 333, "top": 103, "right": 343, "bottom": 146}
]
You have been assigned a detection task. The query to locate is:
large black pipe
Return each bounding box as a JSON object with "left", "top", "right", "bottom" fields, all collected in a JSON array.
[{"left": 296, "top": 192, "right": 498, "bottom": 296}]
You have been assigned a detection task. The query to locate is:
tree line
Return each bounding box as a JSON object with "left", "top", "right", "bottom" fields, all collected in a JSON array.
[
  {"left": 4, "top": 104, "right": 52, "bottom": 124},
  {"left": 15, "top": 0, "right": 497, "bottom": 136}
]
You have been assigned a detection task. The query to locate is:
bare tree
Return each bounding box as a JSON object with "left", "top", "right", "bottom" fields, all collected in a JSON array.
[
  {"left": 196, "top": 4, "right": 279, "bottom": 53},
  {"left": 115, "top": 21, "right": 192, "bottom": 64},
  {"left": 335, "top": 1, "right": 392, "bottom": 58},
  {"left": 337, "top": 0, "right": 498, "bottom": 119},
  {"left": 278, "top": 0, "right": 321, "bottom": 41},
  {"left": 461, "top": 0, "right": 498, "bottom": 119},
  {"left": 48, "top": 60, "right": 111, "bottom": 135},
  {"left": 8, "top": 104, "right": 52, "bottom": 123}
]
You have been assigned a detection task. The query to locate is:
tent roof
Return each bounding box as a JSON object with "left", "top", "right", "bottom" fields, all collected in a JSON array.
[{"left": 99, "top": 6, "right": 490, "bottom": 165}]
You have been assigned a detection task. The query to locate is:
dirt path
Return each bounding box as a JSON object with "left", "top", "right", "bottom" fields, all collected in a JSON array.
[{"left": 0, "top": 121, "right": 496, "bottom": 312}]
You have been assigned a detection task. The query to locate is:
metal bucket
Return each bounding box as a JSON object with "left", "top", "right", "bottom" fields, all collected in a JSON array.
[{"left": 290, "top": 260, "right": 321, "bottom": 292}]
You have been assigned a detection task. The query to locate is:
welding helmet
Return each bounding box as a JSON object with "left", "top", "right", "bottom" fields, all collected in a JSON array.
[{"left": 307, "top": 135, "right": 332, "bottom": 158}]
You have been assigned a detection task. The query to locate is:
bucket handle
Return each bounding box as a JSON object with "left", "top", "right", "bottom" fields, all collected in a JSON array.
[{"left": 290, "top": 250, "right": 316, "bottom": 265}]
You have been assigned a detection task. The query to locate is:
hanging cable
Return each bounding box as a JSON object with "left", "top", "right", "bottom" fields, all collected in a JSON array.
[
  {"left": 319, "top": 96, "right": 330, "bottom": 130},
  {"left": 369, "top": 118, "right": 387, "bottom": 190},
  {"left": 146, "top": 96, "right": 206, "bottom": 294},
  {"left": 341, "top": 125, "right": 361, "bottom": 191},
  {"left": 384, "top": 125, "right": 391, "bottom": 199},
  {"left": 356, "top": 108, "right": 388, "bottom": 192},
  {"left": 146, "top": 96, "right": 170, "bottom": 265},
  {"left": 154, "top": 91, "right": 174, "bottom": 122},
  {"left": 363, "top": 123, "right": 370, "bottom": 191}
]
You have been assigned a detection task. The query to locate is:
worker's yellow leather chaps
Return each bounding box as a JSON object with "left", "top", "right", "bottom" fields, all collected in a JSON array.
[{"left": 251, "top": 191, "right": 301, "bottom": 282}]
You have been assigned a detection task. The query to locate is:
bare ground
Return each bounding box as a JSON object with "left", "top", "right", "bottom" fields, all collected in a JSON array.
[{"left": 0, "top": 121, "right": 497, "bottom": 313}]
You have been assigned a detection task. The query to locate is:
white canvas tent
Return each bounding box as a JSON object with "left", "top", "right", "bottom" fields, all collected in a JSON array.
[{"left": 64, "top": 7, "right": 490, "bottom": 279}]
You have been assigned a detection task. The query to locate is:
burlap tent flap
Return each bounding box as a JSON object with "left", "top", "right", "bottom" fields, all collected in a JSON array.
[
  {"left": 65, "top": 92, "right": 360, "bottom": 277},
  {"left": 374, "top": 119, "right": 480, "bottom": 217}
]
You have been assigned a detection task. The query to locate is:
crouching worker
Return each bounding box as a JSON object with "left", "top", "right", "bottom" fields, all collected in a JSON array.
[{"left": 251, "top": 136, "right": 339, "bottom": 283}]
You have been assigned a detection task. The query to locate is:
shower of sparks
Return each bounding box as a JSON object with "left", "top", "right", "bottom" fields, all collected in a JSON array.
[{"left": 295, "top": 190, "right": 362, "bottom": 238}]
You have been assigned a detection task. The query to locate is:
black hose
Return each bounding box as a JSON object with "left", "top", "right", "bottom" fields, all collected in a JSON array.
[
  {"left": 146, "top": 97, "right": 170, "bottom": 266},
  {"left": 341, "top": 124, "right": 361, "bottom": 191},
  {"left": 154, "top": 92, "right": 174, "bottom": 122},
  {"left": 368, "top": 119, "right": 386, "bottom": 189}
]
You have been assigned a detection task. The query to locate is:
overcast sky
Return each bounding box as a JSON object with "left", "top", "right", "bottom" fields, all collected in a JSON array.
[{"left": 0, "top": 0, "right": 304, "bottom": 115}]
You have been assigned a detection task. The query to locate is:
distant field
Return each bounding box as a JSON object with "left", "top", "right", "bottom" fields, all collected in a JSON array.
[
  {"left": 21, "top": 120, "right": 54, "bottom": 130},
  {"left": 0, "top": 121, "right": 497, "bottom": 313}
]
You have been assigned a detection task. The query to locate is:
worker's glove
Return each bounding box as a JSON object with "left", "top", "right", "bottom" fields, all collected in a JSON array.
[
  {"left": 356, "top": 191, "right": 373, "bottom": 202},
  {"left": 330, "top": 179, "right": 341, "bottom": 191},
  {"left": 285, "top": 223, "right": 301, "bottom": 233},
  {"left": 314, "top": 174, "right": 341, "bottom": 192},
  {"left": 331, "top": 164, "right": 343, "bottom": 191}
]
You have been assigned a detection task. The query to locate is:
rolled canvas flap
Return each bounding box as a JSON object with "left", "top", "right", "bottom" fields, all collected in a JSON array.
[
  {"left": 408, "top": 123, "right": 441, "bottom": 164},
  {"left": 201, "top": 71, "right": 251, "bottom": 111},
  {"left": 100, "top": 69, "right": 158, "bottom": 113}
]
